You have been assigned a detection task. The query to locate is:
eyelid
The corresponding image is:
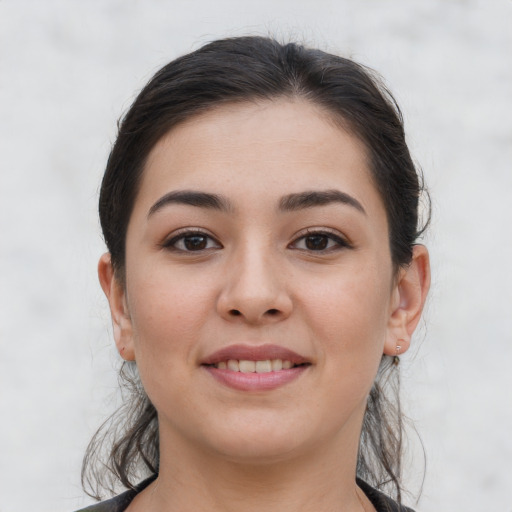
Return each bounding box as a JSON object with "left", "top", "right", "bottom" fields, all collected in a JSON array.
[
  {"left": 160, "top": 227, "right": 351, "bottom": 252},
  {"left": 289, "top": 227, "right": 352, "bottom": 251},
  {"left": 161, "top": 228, "right": 222, "bottom": 251}
]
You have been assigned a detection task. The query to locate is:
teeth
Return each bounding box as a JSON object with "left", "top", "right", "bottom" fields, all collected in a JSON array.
[
  {"left": 255, "top": 360, "right": 272, "bottom": 373},
  {"left": 239, "top": 360, "right": 256, "bottom": 373},
  {"left": 271, "top": 359, "right": 283, "bottom": 371},
  {"left": 215, "top": 359, "right": 296, "bottom": 372},
  {"left": 227, "top": 359, "right": 239, "bottom": 371}
]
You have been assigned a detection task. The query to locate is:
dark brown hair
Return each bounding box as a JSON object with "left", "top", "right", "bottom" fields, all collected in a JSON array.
[{"left": 83, "top": 36, "right": 429, "bottom": 504}]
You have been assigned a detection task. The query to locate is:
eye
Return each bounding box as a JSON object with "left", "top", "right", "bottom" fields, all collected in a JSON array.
[
  {"left": 163, "top": 230, "right": 221, "bottom": 252},
  {"left": 290, "top": 230, "right": 350, "bottom": 252}
]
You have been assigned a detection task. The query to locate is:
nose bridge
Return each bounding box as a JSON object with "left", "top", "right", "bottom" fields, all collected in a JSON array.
[{"left": 217, "top": 235, "right": 291, "bottom": 323}]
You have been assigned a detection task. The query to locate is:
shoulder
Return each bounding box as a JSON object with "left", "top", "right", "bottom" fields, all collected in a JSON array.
[
  {"left": 74, "top": 475, "right": 157, "bottom": 512},
  {"left": 73, "top": 488, "right": 136, "bottom": 512},
  {"left": 357, "top": 479, "right": 415, "bottom": 512},
  {"left": 75, "top": 476, "right": 412, "bottom": 512}
]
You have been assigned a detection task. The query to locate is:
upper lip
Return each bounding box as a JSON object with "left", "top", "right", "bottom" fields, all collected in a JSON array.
[{"left": 201, "top": 344, "right": 310, "bottom": 365}]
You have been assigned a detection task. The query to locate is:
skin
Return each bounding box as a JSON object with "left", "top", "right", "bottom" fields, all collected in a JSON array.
[{"left": 99, "top": 99, "right": 430, "bottom": 512}]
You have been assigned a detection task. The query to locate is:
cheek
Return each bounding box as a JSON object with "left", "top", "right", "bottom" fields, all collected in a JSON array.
[
  {"left": 282, "top": 269, "right": 393, "bottom": 440},
  {"left": 124, "top": 269, "right": 220, "bottom": 418},
  {"left": 301, "top": 265, "right": 392, "bottom": 366},
  {"left": 126, "top": 268, "right": 215, "bottom": 369}
]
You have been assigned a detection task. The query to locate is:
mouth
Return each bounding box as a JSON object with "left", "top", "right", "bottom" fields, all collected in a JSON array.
[
  {"left": 201, "top": 344, "right": 311, "bottom": 391},
  {"left": 205, "top": 359, "right": 307, "bottom": 372}
]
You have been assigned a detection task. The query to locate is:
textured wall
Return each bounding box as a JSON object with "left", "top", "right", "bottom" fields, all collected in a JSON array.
[{"left": 1, "top": 1, "right": 511, "bottom": 510}]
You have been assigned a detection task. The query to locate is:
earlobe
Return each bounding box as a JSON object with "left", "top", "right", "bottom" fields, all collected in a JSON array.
[
  {"left": 384, "top": 245, "right": 431, "bottom": 356},
  {"left": 98, "top": 253, "right": 136, "bottom": 361}
]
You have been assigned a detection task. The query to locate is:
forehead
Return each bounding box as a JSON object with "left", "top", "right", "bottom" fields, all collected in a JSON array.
[{"left": 137, "top": 99, "right": 385, "bottom": 219}]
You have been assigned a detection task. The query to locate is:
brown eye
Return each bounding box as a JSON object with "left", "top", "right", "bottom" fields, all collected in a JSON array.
[
  {"left": 183, "top": 235, "right": 208, "bottom": 251},
  {"left": 305, "top": 235, "right": 329, "bottom": 250},
  {"left": 165, "top": 231, "right": 221, "bottom": 252},
  {"left": 290, "top": 230, "right": 351, "bottom": 252}
]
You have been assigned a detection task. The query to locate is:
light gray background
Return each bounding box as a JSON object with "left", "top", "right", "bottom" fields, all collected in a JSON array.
[{"left": 1, "top": 1, "right": 511, "bottom": 511}]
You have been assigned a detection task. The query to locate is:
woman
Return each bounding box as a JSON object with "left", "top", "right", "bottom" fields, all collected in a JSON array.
[{"left": 78, "top": 36, "right": 430, "bottom": 512}]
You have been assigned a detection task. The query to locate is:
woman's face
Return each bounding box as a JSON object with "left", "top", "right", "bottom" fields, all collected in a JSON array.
[{"left": 105, "top": 99, "right": 412, "bottom": 463}]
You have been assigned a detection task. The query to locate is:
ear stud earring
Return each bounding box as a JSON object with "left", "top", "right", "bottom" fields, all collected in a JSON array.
[{"left": 393, "top": 340, "right": 404, "bottom": 366}]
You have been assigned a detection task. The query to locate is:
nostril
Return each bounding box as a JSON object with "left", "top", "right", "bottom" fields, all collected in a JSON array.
[
  {"left": 229, "top": 309, "right": 242, "bottom": 316},
  {"left": 266, "top": 309, "right": 279, "bottom": 316}
]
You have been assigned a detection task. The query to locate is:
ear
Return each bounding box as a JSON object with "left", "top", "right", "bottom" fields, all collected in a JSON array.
[
  {"left": 384, "top": 245, "right": 431, "bottom": 356},
  {"left": 98, "top": 253, "right": 135, "bottom": 361}
]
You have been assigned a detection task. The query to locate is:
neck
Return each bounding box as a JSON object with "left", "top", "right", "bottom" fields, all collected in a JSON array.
[{"left": 132, "top": 423, "right": 372, "bottom": 512}]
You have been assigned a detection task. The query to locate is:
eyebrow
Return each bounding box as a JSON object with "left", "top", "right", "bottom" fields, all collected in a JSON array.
[
  {"left": 148, "top": 188, "right": 366, "bottom": 218},
  {"left": 279, "top": 190, "right": 366, "bottom": 215},
  {"left": 148, "top": 190, "right": 233, "bottom": 217}
]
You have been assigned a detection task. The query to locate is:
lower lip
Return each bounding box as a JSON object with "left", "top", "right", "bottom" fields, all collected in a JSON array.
[{"left": 203, "top": 365, "right": 309, "bottom": 391}]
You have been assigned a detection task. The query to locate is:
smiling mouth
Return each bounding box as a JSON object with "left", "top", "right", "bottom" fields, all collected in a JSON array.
[
  {"left": 205, "top": 359, "right": 309, "bottom": 373},
  {"left": 201, "top": 344, "right": 311, "bottom": 390}
]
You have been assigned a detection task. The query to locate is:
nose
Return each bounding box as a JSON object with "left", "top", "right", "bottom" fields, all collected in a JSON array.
[{"left": 216, "top": 245, "right": 293, "bottom": 325}]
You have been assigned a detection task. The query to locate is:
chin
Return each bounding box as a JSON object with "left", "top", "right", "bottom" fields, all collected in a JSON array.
[
  {"left": 211, "top": 434, "right": 306, "bottom": 465},
  {"left": 199, "top": 414, "right": 329, "bottom": 464}
]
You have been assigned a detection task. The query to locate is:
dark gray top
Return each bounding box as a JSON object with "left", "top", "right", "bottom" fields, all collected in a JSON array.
[{"left": 75, "top": 475, "right": 414, "bottom": 512}]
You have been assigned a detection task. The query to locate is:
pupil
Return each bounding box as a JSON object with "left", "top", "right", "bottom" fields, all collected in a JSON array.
[
  {"left": 306, "top": 235, "right": 328, "bottom": 250},
  {"left": 185, "top": 236, "right": 207, "bottom": 250}
]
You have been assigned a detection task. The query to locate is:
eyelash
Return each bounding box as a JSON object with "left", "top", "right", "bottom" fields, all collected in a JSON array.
[
  {"left": 289, "top": 228, "right": 352, "bottom": 252},
  {"left": 162, "top": 229, "right": 222, "bottom": 252},
  {"left": 162, "top": 228, "right": 351, "bottom": 253}
]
